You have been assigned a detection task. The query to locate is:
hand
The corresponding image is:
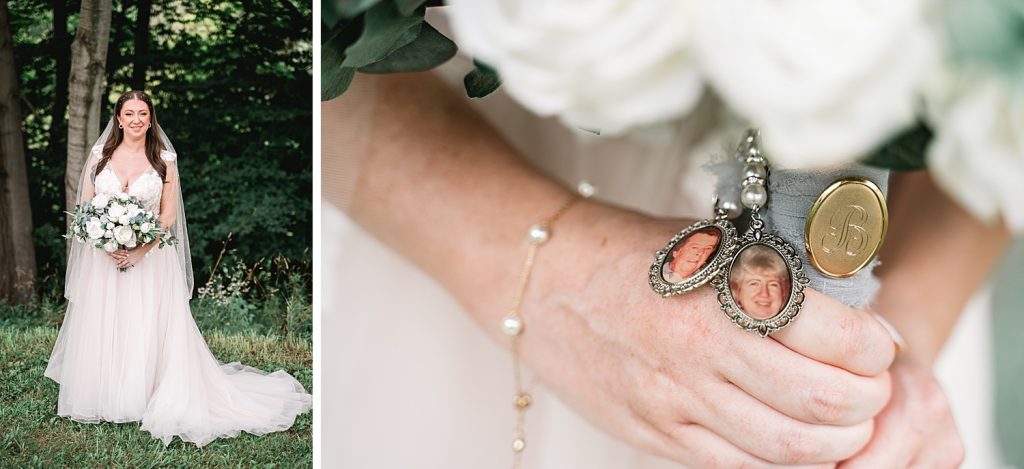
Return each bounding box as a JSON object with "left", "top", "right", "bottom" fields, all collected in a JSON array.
[
  {"left": 838, "top": 357, "right": 963, "bottom": 469},
  {"left": 510, "top": 211, "right": 898, "bottom": 467},
  {"left": 114, "top": 246, "right": 147, "bottom": 269}
]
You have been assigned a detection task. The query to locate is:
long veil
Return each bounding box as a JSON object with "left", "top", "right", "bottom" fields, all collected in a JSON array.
[{"left": 64, "top": 118, "right": 194, "bottom": 300}]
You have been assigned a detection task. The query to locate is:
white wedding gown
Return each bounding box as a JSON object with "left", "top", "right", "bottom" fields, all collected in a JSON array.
[
  {"left": 44, "top": 151, "right": 312, "bottom": 447},
  {"left": 322, "top": 13, "right": 1003, "bottom": 466}
]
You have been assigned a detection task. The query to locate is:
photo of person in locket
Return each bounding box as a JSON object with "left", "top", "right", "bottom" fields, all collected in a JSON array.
[
  {"left": 661, "top": 227, "right": 721, "bottom": 284},
  {"left": 728, "top": 244, "right": 792, "bottom": 320}
]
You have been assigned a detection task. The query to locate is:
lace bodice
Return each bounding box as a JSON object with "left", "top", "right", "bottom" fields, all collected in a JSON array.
[
  {"left": 94, "top": 167, "right": 164, "bottom": 214},
  {"left": 90, "top": 148, "right": 175, "bottom": 215}
]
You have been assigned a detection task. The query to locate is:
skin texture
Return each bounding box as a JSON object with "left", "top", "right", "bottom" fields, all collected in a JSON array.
[
  {"left": 837, "top": 171, "right": 1011, "bottom": 468},
  {"left": 330, "top": 72, "right": 903, "bottom": 467},
  {"left": 80, "top": 98, "right": 179, "bottom": 269}
]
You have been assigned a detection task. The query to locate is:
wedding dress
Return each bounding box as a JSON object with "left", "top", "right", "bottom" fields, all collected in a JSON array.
[
  {"left": 322, "top": 12, "right": 1001, "bottom": 466},
  {"left": 45, "top": 145, "right": 312, "bottom": 447}
]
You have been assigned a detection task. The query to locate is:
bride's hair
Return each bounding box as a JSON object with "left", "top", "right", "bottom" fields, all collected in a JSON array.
[{"left": 95, "top": 90, "right": 168, "bottom": 183}]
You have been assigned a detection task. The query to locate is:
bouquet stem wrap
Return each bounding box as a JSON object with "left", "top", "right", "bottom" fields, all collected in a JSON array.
[{"left": 764, "top": 165, "right": 890, "bottom": 308}]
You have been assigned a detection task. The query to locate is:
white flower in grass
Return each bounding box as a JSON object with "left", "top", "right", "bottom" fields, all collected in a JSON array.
[
  {"left": 446, "top": 0, "right": 704, "bottom": 134},
  {"left": 92, "top": 193, "right": 110, "bottom": 209},
  {"left": 103, "top": 241, "right": 117, "bottom": 253},
  {"left": 690, "top": 0, "right": 936, "bottom": 168}
]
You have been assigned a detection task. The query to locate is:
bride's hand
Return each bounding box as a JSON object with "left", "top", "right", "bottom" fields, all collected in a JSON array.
[
  {"left": 838, "top": 357, "right": 963, "bottom": 468},
  {"left": 510, "top": 209, "right": 898, "bottom": 467},
  {"left": 108, "top": 248, "right": 128, "bottom": 263},
  {"left": 115, "top": 247, "right": 146, "bottom": 269}
]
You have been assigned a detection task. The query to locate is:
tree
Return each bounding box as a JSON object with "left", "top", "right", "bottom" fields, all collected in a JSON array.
[
  {"left": 48, "top": 0, "right": 71, "bottom": 159},
  {"left": 65, "top": 0, "right": 111, "bottom": 216},
  {"left": 131, "top": 0, "right": 151, "bottom": 90},
  {"left": 0, "top": 0, "right": 34, "bottom": 302}
]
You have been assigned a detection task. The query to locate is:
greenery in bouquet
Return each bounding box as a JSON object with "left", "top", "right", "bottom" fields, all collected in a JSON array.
[{"left": 65, "top": 192, "right": 177, "bottom": 253}]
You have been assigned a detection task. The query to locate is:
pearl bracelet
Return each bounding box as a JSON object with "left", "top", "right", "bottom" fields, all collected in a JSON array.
[{"left": 500, "top": 190, "right": 587, "bottom": 468}]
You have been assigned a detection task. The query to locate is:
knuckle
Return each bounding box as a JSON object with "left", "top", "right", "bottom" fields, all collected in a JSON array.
[
  {"left": 806, "top": 385, "right": 849, "bottom": 423},
  {"left": 771, "top": 426, "right": 822, "bottom": 465}
]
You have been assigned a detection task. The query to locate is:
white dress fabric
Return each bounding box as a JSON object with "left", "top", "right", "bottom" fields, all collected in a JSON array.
[
  {"left": 323, "top": 59, "right": 1001, "bottom": 469},
  {"left": 45, "top": 150, "right": 312, "bottom": 447}
]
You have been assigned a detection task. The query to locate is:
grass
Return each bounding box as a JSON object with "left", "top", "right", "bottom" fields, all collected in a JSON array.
[{"left": 0, "top": 326, "right": 312, "bottom": 468}]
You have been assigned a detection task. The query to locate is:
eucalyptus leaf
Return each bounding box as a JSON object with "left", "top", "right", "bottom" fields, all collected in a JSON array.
[
  {"left": 394, "top": 0, "right": 426, "bottom": 16},
  {"left": 337, "top": 0, "right": 384, "bottom": 18},
  {"left": 862, "top": 121, "right": 933, "bottom": 171},
  {"left": 322, "top": 21, "right": 363, "bottom": 100},
  {"left": 341, "top": 2, "right": 424, "bottom": 69},
  {"left": 464, "top": 59, "right": 501, "bottom": 98},
  {"left": 358, "top": 22, "right": 456, "bottom": 73}
]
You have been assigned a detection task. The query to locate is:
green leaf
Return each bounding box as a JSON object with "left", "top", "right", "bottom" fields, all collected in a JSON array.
[
  {"left": 861, "top": 121, "right": 933, "bottom": 171},
  {"left": 321, "top": 20, "right": 363, "bottom": 100},
  {"left": 463, "top": 59, "right": 501, "bottom": 98},
  {"left": 341, "top": 3, "right": 424, "bottom": 69},
  {"left": 358, "top": 22, "right": 457, "bottom": 73},
  {"left": 322, "top": 0, "right": 340, "bottom": 28},
  {"left": 336, "top": 0, "right": 385, "bottom": 18},
  {"left": 394, "top": 0, "right": 426, "bottom": 16}
]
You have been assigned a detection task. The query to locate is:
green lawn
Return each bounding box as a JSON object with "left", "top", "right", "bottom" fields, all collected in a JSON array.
[{"left": 0, "top": 326, "right": 312, "bottom": 468}]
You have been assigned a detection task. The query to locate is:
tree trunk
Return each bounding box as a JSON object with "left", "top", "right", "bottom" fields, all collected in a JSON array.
[
  {"left": 131, "top": 0, "right": 151, "bottom": 90},
  {"left": 0, "top": 0, "right": 35, "bottom": 302},
  {"left": 48, "top": 0, "right": 71, "bottom": 156},
  {"left": 65, "top": 0, "right": 112, "bottom": 218}
]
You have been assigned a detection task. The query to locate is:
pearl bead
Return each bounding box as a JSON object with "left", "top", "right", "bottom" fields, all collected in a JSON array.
[
  {"left": 512, "top": 438, "right": 526, "bottom": 452},
  {"left": 528, "top": 224, "right": 549, "bottom": 244},
  {"left": 502, "top": 315, "right": 523, "bottom": 336},
  {"left": 741, "top": 183, "right": 768, "bottom": 209},
  {"left": 577, "top": 181, "right": 597, "bottom": 198},
  {"left": 742, "top": 164, "right": 767, "bottom": 180},
  {"left": 717, "top": 199, "right": 742, "bottom": 219}
]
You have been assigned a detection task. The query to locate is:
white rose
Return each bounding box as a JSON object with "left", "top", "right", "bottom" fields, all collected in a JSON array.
[
  {"left": 100, "top": 215, "right": 109, "bottom": 224},
  {"left": 92, "top": 193, "right": 110, "bottom": 209},
  {"left": 86, "top": 219, "right": 104, "bottom": 240},
  {"left": 103, "top": 240, "right": 117, "bottom": 253},
  {"left": 926, "top": 73, "right": 1024, "bottom": 232},
  {"left": 125, "top": 204, "right": 141, "bottom": 218},
  {"left": 108, "top": 202, "right": 126, "bottom": 218},
  {"left": 113, "top": 225, "right": 136, "bottom": 246},
  {"left": 104, "top": 229, "right": 113, "bottom": 239},
  {"left": 140, "top": 222, "right": 152, "bottom": 234},
  {"left": 118, "top": 215, "right": 131, "bottom": 226},
  {"left": 446, "top": 0, "right": 703, "bottom": 134},
  {"left": 691, "top": 0, "right": 936, "bottom": 168}
]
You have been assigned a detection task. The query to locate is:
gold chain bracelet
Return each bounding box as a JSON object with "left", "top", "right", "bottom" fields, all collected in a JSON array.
[{"left": 501, "top": 193, "right": 583, "bottom": 469}]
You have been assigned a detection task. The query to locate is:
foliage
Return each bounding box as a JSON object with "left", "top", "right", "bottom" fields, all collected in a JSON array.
[
  {"left": 0, "top": 326, "right": 311, "bottom": 468},
  {"left": 9, "top": 0, "right": 312, "bottom": 293},
  {"left": 321, "top": 0, "right": 459, "bottom": 100},
  {"left": 862, "top": 121, "right": 933, "bottom": 171},
  {"left": 0, "top": 249, "right": 311, "bottom": 339}
]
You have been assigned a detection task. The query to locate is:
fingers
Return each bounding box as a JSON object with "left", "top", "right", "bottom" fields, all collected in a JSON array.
[
  {"left": 650, "top": 421, "right": 836, "bottom": 469},
  {"left": 693, "top": 380, "right": 874, "bottom": 465},
  {"left": 771, "top": 289, "right": 896, "bottom": 376},
  {"left": 721, "top": 335, "right": 892, "bottom": 425}
]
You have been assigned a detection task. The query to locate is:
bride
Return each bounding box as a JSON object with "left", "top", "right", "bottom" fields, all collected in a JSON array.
[{"left": 44, "top": 90, "right": 312, "bottom": 447}]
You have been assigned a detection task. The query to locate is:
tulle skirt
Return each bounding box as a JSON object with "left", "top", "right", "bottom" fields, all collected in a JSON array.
[{"left": 44, "top": 245, "right": 312, "bottom": 447}]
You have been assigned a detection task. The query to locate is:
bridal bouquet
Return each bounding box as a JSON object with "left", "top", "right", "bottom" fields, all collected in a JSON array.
[{"left": 65, "top": 192, "right": 177, "bottom": 255}]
